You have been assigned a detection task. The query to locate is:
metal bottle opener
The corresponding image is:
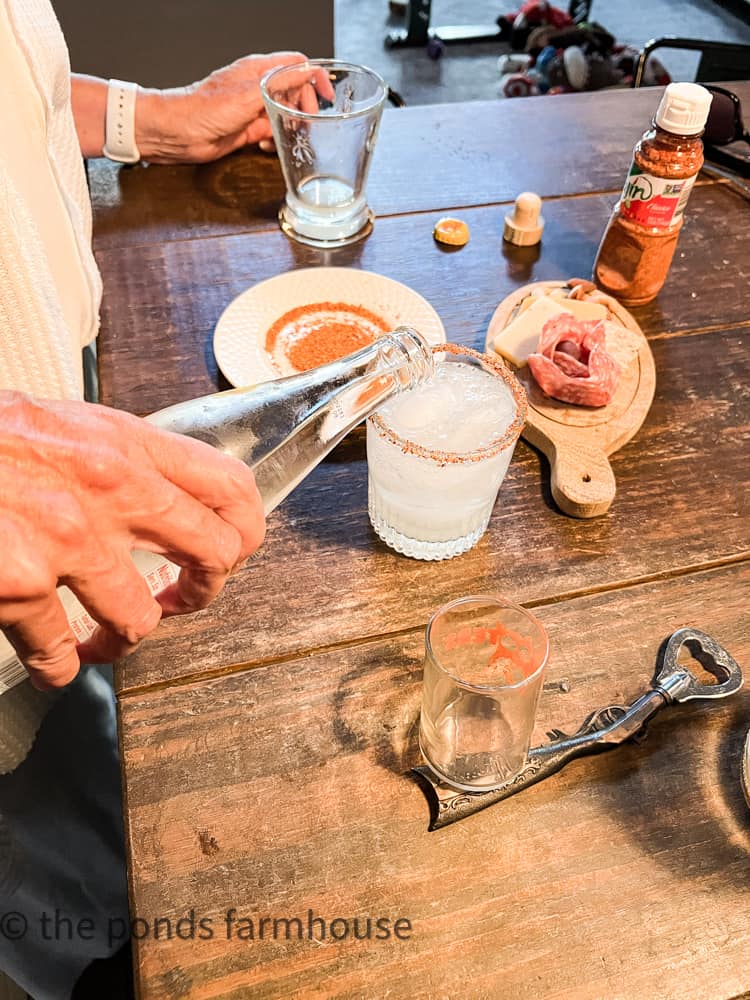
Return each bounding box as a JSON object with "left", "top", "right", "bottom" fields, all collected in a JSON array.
[{"left": 413, "top": 628, "right": 743, "bottom": 831}]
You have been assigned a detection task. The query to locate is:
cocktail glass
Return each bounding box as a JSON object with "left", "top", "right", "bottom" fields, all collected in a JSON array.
[
  {"left": 420, "top": 595, "right": 549, "bottom": 791},
  {"left": 260, "top": 60, "right": 387, "bottom": 248},
  {"left": 366, "top": 344, "right": 527, "bottom": 561}
]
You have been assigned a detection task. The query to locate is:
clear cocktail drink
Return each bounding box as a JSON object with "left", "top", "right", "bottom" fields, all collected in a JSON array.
[{"left": 367, "top": 344, "right": 526, "bottom": 560}]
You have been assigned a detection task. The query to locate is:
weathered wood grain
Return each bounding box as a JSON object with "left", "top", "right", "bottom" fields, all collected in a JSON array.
[
  {"left": 95, "top": 182, "right": 750, "bottom": 417},
  {"left": 94, "top": 87, "right": 750, "bottom": 998},
  {"left": 114, "top": 324, "right": 749, "bottom": 693},
  {"left": 89, "top": 90, "right": 661, "bottom": 248},
  {"left": 90, "top": 83, "right": 750, "bottom": 252},
  {"left": 118, "top": 563, "right": 750, "bottom": 1000},
  {"left": 88, "top": 151, "right": 284, "bottom": 250}
]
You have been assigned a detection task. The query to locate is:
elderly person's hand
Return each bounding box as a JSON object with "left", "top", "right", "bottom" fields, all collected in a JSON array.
[
  {"left": 0, "top": 392, "right": 265, "bottom": 691},
  {"left": 72, "top": 53, "right": 335, "bottom": 164},
  {"left": 137, "top": 52, "right": 326, "bottom": 162}
]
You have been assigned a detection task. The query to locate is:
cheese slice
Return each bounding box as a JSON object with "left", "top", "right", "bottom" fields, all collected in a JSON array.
[
  {"left": 516, "top": 289, "right": 545, "bottom": 315},
  {"left": 493, "top": 295, "right": 574, "bottom": 367},
  {"left": 547, "top": 289, "right": 608, "bottom": 322}
]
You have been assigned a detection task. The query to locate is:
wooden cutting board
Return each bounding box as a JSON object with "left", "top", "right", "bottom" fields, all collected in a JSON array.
[{"left": 485, "top": 279, "right": 656, "bottom": 518}]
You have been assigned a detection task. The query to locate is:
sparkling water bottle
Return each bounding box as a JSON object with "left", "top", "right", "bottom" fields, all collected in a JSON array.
[
  {"left": 147, "top": 326, "right": 434, "bottom": 512},
  {"left": 0, "top": 328, "right": 434, "bottom": 693}
]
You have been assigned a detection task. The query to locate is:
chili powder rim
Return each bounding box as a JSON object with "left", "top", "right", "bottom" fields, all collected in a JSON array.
[
  {"left": 264, "top": 300, "right": 391, "bottom": 374},
  {"left": 369, "top": 343, "right": 528, "bottom": 464}
]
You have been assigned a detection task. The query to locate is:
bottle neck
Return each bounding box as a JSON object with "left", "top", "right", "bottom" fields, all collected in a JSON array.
[
  {"left": 373, "top": 327, "right": 434, "bottom": 390},
  {"left": 294, "top": 326, "right": 434, "bottom": 433},
  {"left": 251, "top": 328, "right": 434, "bottom": 513},
  {"left": 145, "top": 327, "right": 435, "bottom": 515},
  {"left": 649, "top": 119, "right": 704, "bottom": 147}
]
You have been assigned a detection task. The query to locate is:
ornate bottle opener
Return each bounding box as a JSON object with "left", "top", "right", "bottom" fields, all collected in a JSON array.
[{"left": 413, "top": 628, "right": 743, "bottom": 831}]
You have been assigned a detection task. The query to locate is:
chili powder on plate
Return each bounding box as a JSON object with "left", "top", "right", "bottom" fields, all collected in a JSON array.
[{"left": 265, "top": 301, "right": 390, "bottom": 372}]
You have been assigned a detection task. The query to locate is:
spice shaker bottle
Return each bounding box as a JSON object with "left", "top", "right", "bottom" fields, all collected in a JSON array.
[
  {"left": 593, "top": 82, "right": 713, "bottom": 306},
  {"left": 0, "top": 328, "right": 435, "bottom": 694}
]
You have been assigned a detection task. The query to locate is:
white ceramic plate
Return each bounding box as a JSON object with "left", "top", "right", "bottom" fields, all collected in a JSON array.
[{"left": 213, "top": 267, "right": 446, "bottom": 387}]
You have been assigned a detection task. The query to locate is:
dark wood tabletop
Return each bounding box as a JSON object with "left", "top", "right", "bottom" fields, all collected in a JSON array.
[{"left": 92, "top": 85, "right": 750, "bottom": 1000}]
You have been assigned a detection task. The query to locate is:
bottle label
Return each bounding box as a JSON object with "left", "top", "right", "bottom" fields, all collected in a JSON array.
[
  {"left": 0, "top": 553, "right": 179, "bottom": 695},
  {"left": 619, "top": 163, "right": 697, "bottom": 228}
]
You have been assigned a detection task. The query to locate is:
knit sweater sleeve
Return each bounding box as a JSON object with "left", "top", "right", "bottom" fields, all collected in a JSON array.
[{"left": 0, "top": 165, "right": 85, "bottom": 400}]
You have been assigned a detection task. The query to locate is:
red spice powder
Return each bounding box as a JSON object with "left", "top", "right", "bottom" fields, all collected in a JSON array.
[
  {"left": 444, "top": 624, "right": 536, "bottom": 683},
  {"left": 265, "top": 301, "right": 390, "bottom": 372}
]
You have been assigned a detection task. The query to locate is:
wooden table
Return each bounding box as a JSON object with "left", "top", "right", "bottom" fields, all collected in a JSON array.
[{"left": 91, "top": 85, "right": 750, "bottom": 999}]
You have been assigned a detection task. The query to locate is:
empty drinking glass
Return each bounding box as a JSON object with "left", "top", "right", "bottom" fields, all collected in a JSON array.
[
  {"left": 420, "top": 595, "right": 549, "bottom": 791},
  {"left": 261, "top": 59, "right": 387, "bottom": 248}
]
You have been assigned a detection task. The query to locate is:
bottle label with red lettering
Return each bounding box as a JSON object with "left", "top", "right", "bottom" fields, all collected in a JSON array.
[{"left": 619, "top": 163, "right": 697, "bottom": 228}]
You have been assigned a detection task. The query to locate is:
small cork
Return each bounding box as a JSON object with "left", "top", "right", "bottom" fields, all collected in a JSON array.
[{"left": 504, "top": 192, "right": 544, "bottom": 247}]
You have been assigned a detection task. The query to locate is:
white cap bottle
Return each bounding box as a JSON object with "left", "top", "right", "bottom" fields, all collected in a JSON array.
[
  {"left": 594, "top": 82, "right": 713, "bottom": 306},
  {"left": 655, "top": 82, "right": 713, "bottom": 136}
]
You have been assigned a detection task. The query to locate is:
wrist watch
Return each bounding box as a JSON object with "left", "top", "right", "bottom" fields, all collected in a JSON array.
[{"left": 103, "top": 79, "right": 141, "bottom": 164}]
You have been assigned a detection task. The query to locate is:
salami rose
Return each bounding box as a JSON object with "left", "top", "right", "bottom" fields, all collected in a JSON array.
[{"left": 527, "top": 314, "right": 620, "bottom": 407}]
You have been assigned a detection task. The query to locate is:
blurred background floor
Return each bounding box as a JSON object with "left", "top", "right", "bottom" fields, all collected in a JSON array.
[{"left": 335, "top": 0, "right": 750, "bottom": 103}]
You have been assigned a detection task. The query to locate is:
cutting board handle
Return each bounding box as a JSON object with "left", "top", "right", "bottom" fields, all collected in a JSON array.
[{"left": 550, "top": 442, "right": 616, "bottom": 519}]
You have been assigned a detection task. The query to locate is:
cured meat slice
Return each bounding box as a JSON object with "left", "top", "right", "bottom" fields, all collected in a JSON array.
[{"left": 527, "top": 314, "right": 620, "bottom": 407}]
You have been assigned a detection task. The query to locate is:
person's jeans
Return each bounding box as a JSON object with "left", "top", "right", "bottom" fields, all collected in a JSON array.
[{"left": 0, "top": 667, "right": 129, "bottom": 999}]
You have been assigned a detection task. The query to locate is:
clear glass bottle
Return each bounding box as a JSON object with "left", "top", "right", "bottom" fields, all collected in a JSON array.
[
  {"left": 593, "top": 82, "right": 713, "bottom": 306},
  {"left": 0, "top": 328, "right": 436, "bottom": 689},
  {"left": 146, "top": 326, "right": 434, "bottom": 512}
]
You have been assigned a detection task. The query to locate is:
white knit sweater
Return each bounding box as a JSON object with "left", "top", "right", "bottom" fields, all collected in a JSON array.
[
  {"left": 0, "top": 0, "right": 101, "bottom": 399},
  {"left": 0, "top": 0, "right": 103, "bottom": 768}
]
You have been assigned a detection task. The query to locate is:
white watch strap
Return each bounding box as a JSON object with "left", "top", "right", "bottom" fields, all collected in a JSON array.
[{"left": 103, "top": 79, "right": 141, "bottom": 163}]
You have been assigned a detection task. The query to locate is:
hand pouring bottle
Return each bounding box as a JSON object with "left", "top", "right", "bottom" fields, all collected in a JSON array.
[
  {"left": 138, "top": 327, "right": 433, "bottom": 596},
  {"left": 0, "top": 328, "right": 434, "bottom": 694}
]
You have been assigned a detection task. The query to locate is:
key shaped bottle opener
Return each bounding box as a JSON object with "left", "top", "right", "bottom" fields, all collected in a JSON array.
[{"left": 413, "top": 628, "right": 743, "bottom": 831}]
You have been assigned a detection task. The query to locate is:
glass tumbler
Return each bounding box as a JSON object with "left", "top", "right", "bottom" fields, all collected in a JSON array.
[
  {"left": 367, "top": 345, "right": 527, "bottom": 561},
  {"left": 420, "top": 596, "right": 549, "bottom": 791},
  {"left": 260, "top": 59, "right": 387, "bottom": 248}
]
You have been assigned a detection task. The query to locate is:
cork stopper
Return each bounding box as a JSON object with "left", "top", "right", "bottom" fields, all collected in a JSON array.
[{"left": 504, "top": 192, "right": 544, "bottom": 246}]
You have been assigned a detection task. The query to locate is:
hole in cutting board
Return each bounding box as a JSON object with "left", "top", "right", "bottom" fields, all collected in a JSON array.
[{"left": 582, "top": 473, "right": 591, "bottom": 483}]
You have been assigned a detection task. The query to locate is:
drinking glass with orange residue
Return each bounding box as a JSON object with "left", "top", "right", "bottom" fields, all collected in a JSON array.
[{"left": 420, "top": 596, "right": 549, "bottom": 791}]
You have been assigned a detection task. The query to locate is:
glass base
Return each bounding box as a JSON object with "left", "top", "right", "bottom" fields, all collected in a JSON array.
[
  {"left": 368, "top": 503, "right": 489, "bottom": 561},
  {"left": 417, "top": 744, "right": 522, "bottom": 793},
  {"left": 279, "top": 205, "right": 374, "bottom": 249}
]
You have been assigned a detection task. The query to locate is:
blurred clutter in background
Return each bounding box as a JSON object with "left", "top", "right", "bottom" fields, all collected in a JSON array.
[{"left": 496, "top": 1, "right": 670, "bottom": 97}]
